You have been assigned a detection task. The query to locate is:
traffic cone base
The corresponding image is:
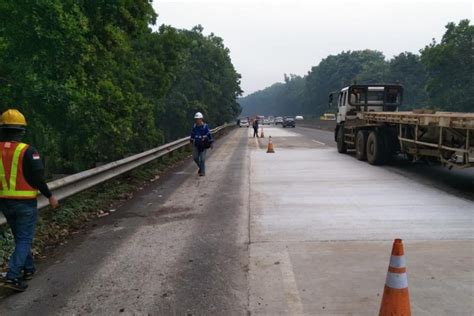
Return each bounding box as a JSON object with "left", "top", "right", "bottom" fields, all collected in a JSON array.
[
  {"left": 380, "top": 287, "right": 410, "bottom": 315},
  {"left": 267, "top": 136, "right": 275, "bottom": 153},
  {"left": 379, "top": 239, "right": 411, "bottom": 316}
]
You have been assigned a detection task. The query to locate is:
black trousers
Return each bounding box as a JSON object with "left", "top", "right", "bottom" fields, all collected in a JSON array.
[{"left": 253, "top": 128, "right": 259, "bottom": 137}]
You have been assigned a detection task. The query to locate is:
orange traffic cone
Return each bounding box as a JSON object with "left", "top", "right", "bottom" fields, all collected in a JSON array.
[
  {"left": 379, "top": 239, "right": 411, "bottom": 316},
  {"left": 260, "top": 128, "right": 265, "bottom": 138},
  {"left": 267, "top": 136, "right": 275, "bottom": 153}
]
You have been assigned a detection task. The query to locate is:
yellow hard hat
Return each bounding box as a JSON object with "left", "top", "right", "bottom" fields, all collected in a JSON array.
[{"left": 0, "top": 109, "right": 27, "bottom": 128}]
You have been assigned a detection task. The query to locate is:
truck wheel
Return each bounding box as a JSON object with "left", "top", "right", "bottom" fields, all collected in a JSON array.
[
  {"left": 355, "top": 130, "right": 368, "bottom": 161},
  {"left": 336, "top": 125, "right": 347, "bottom": 153},
  {"left": 366, "top": 131, "right": 386, "bottom": 165}
]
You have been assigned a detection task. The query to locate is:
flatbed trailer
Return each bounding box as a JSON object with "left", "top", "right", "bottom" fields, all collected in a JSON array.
[{"left": 341, "top": 111, "right": 474, "bottom": 168}]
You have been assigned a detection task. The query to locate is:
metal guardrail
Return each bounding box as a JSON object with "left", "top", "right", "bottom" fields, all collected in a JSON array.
[{"left": 0, "top": 124, "right": 232, "bottom": 226}]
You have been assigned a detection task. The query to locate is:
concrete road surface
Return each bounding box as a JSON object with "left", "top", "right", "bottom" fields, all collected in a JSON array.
[{"left": 0, "top": 126, "right": 473, "bottom": 315}]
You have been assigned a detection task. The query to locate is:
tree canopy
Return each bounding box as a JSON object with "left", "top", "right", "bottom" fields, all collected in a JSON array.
[
  {"left": 240, "top": 19, "right": 472, "bottom": 117},
  {"left": 0, "top": 1, "right": 242, "bottom": 173}
]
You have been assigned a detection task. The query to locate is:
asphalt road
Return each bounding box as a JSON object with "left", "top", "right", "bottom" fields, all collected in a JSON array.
[{"left": 0, "top": 126, "right": 472, "bottom": 315}]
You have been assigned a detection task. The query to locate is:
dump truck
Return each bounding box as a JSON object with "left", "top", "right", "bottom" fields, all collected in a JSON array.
[{"left": 329, "top": 84, "right": 474, "bottom": 168}]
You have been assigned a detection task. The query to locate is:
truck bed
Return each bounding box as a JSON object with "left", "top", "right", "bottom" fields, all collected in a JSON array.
[{"left": 357, "top": 111, "right": 474, "bottom": 129}]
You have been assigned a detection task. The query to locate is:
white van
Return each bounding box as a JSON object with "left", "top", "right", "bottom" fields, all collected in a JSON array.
[{"left": 239, "top": 119, "right": 249, "bottom": 127}]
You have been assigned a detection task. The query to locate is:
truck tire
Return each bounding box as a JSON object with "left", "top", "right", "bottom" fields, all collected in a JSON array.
[
  {"left": 336, "top": 125, "right": 347, "bottom": 153},
  {"left": 355, "top": 130, "right": 368, "bottom": 161},
  {"left": 366, "top": 130, "right": 386, "bottom": 165}
]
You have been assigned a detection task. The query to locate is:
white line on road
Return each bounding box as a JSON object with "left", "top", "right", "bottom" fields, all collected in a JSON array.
[
  {"left": 280, "top": 250, "right": 305, "bottom": 315},
  {"left": 311, "top": 139, "right": 326, "bottom": 146}
]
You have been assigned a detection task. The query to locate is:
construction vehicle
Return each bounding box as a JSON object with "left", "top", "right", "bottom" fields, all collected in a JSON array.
[{"left": 329, "top": 84, "right": 474, "bottom": 168}]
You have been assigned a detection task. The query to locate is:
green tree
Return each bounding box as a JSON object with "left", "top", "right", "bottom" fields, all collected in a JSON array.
[
  {"left": 305, "top": 50, "right": 386, "bottom": 114},
  {"left": 387, "top": 52, "right": 429, "bottom": 109},
  {"left": 157, "top": 26, "right": 242, "bottom": 141},
  {"left": 0, "top": 1, "right": 242, "bottom": 174},
  {"left": 421, "top": 20, "right": 473, "bottom": 111}
]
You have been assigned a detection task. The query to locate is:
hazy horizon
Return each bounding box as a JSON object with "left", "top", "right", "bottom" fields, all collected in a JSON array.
[{"left": 153, "top": 0, "right": 472, "bottom": 95}]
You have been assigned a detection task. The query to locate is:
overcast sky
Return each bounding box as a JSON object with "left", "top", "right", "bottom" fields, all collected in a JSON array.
[{"left": 152, "top": 0, "right": 472, "bottom": 95}]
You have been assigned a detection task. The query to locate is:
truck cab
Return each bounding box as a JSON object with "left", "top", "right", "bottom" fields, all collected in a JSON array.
[{"left": 329, "top": 84, "right": 403, "bottom": 124}]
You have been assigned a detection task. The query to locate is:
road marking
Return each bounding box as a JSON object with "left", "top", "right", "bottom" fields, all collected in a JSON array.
[
  {"left": 254, "top": 136, "right": 260, "bottom": 149},
  {"left": 280, "top": 250, "right": 304, "bottom": 315},
  {"left": 311, "top": 139, "right": 325, "bottom": 146}
]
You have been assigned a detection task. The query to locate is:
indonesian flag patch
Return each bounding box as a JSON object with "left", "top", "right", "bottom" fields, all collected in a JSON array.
[{"left": 32, "top": 153, "right": 41, "bottom": 160}]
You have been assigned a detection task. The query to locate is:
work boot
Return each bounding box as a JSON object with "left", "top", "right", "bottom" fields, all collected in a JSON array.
[
  {"left": 1, "top": 278, "right": 28, "bottom": 292},
  {"left": 199, "top": 172, "right": 205, "bottom": 176},
  {"left": 23, "top": 270, "right": 36, "bottom": 281}
]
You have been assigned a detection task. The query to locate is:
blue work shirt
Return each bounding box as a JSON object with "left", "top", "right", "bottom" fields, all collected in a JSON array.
[{"left": 190, "top": 123, "right": 213, "bottom": 148}]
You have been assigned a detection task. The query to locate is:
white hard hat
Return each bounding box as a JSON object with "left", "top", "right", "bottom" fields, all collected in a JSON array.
[{"left": 194, "top": 112, "right": 204, "bottom": 119}]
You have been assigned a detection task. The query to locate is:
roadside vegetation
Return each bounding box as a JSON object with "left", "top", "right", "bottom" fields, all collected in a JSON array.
[
  {"left": 239, "top": 20, "right": 473, "bottom": 116},
  {"left": 0, "top": 1, "right": 242, "bottom": 174},
  {"left": 0, "top": 1, "right": 241, "bottom": 270}
]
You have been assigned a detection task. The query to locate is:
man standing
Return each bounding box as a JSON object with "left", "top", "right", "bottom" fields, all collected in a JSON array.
[
  {"left": 190, "top": 112, "right": 213, "bottom": 176},
  {"left": 0, "top": 109, "right": 58, "bottom": 292},
  {"left": 252, "top": 117, "right": 259, "bottom": 138}
]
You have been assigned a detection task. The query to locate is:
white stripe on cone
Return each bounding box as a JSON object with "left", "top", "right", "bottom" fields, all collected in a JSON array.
[
  {"left": 389, "top": 255, "right": 406, "bottom": 268},
  {"left": 386, "top": 272, "right": 408, "bottom": 289}
]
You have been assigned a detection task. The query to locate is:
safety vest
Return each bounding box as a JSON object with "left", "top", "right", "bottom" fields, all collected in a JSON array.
[{"left": 0, "top": 142, "right": 38, "bottom": 199}]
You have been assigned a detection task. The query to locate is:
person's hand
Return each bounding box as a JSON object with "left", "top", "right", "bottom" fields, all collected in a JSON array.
[{"left": 49, "top": 196, "right": 59, "bottom": 209}]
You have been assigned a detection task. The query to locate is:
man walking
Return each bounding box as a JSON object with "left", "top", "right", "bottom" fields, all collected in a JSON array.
[
  {"left": 0, "top": 109, "right": 58, "bottom": 292},
  {"left": 252, "top": 117, "right": 259, "bottom": 138},
  {"left": 190, "top": 112, "right": 213, "bottom": 176}
]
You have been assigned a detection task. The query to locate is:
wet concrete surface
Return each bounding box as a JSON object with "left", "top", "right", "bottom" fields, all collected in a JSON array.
[
  {"left": 0, "top": 126, "right": 472, "bottom": 315},
  {"left": 249, "top": 126, "right": 473, "bottom": 315}
]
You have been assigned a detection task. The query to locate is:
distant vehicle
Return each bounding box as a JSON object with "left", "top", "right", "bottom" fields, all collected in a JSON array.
[
  {"left": 282, "top": 117, "right": 296, "bottom": 128},
  {"left": 263, "top": 119, "right": 270, "bottom": 125},
  {"left": 320, "top": 113, "right": 336, "bottom": 121},
  {"left": 295, "top": 115, "right": 304, "bottom": 120},
  {"left": 275, "top": 117, "right": 284, "bottom": 125},
  {"left": 239, "top": 118, "right": 249, "bottom": 127}
]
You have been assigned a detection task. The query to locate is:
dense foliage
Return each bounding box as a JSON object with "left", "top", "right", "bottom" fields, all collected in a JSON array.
[
  {"left": 0, "top": 1, "right": 241, "bottom": 173},
  {"left": 240, "top": 20, "right": 472, "bottom": 117}
]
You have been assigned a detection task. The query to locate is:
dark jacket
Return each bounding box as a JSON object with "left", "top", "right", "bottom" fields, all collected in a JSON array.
[
  {"left": 253, "top": 120, "right": 259, "bottom": 129},
  {"left": 190, "top": 123, "right": 213, "bottom": 151}
]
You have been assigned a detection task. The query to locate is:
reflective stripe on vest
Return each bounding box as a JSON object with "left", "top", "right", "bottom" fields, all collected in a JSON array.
[{"left": 0, "top": 143, "right": 38, "bottom": 198}]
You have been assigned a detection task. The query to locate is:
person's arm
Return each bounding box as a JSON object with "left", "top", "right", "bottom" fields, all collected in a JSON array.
[
  {"left": 205, "top": 124, "right": 213, "bottom": 142},
  {"left": 190, "top": 124, "right": 196, "bottom": 143},
  {"left": 23, "top": 147, "right": 58, "bottom": 208}
]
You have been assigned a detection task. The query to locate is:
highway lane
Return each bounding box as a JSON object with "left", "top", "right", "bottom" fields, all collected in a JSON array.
[
  {"left": 0, "top": 126, "right": 473, "bottom": 315},
  {"left": 293, "top": 125, "right": 474, "bottom": 201},
  {"left": 250, "top": 126, "right": 473, "bottom": 314}
]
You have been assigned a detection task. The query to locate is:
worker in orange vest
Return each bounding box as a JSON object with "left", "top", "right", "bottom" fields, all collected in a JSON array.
[{"left": 0, "top": 109, "right": 58, "bottom": 292}]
